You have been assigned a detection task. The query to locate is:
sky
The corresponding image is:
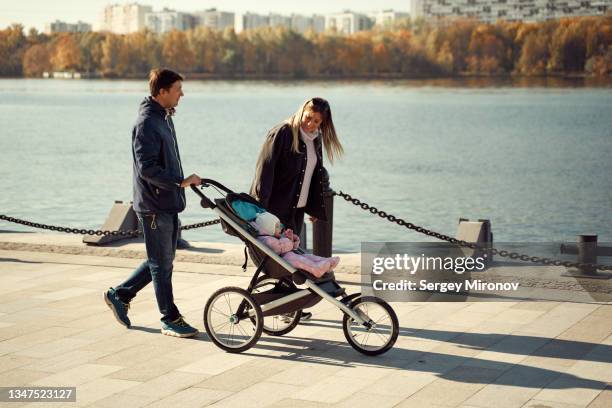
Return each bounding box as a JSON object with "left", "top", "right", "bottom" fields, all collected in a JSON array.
[{"left": 0, "top": 1, "right": 413, "bottom": 31}]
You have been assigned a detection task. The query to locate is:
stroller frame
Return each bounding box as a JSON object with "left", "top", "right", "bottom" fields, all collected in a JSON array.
[
  {"left": 192, "top": 179, "right": 399, "bottom": 355},
  {"left": 213, "top": 195, "right": 366, "bottom": 324}
]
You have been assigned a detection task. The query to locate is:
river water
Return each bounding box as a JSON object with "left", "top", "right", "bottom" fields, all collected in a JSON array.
[{"left": 1, "top": 78, "right": 611, "bottom": 251}]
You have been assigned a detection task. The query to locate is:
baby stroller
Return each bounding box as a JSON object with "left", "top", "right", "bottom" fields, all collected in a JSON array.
[{"left": 191, "top": 180, "right": 399, "bottom": 356}]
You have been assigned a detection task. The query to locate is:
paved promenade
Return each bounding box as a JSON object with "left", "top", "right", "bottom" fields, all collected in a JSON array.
[{"left": 0, "top": 233, "right": 610, "bottom": 407}]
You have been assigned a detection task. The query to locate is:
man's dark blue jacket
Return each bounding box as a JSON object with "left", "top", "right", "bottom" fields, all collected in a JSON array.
[{"left": 132, "top": 97, "right": 186, "bottom": 214}]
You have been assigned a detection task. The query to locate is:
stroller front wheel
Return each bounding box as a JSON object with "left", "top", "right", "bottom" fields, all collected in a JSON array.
[
  {"left": 204, "top": 286, "right": 263, "bottom": 353},
  {"left": 342, "top": 296, "right": 399, "bottom": 356}
]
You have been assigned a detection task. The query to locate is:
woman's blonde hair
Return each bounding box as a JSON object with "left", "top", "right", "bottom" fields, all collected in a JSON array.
[
  {"left": 251, "top": 98, "right": 344, "bottom": 198},
  {"left": 286, "top": 97, "right": 343, "bottom": 164}
]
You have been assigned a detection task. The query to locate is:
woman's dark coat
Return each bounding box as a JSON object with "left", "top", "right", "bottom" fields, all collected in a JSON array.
[{"left": 250, "top": 123, "right": 327, "bottom": 228}]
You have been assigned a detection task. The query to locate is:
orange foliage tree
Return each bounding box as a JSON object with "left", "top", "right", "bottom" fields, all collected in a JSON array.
[{"left": 1, "top": 15, "right": 611, "bottom": 78}]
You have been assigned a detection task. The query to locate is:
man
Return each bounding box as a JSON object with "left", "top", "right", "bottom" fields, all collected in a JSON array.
[{"left": 103, "top": 68, "right": 201, "bottom": 338}]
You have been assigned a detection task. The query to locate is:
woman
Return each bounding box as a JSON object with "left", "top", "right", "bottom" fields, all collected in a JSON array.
[
  {"left": 250, "top": 97, "right": 343, "bottom": 237},
  {"left": 250, "top": 97, "right": 343, "bottom": 322}
]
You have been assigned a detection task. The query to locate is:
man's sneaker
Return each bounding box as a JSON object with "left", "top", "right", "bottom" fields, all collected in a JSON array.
[
  {"left": 103, "top": 288, "right": 131, "bottom": 328},
  {"left": 161, "top": 316, "right": 199, "bottom": 338}
]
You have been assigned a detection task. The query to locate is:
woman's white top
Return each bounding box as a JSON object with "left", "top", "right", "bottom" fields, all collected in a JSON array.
[{"left": 296, "top": 128, "right": 319, "bottom": 208}]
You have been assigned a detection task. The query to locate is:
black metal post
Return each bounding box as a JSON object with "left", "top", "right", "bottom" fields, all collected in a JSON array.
[
  {"left": 560, "top": 234, "right": 612, "bottom": 278},
  {"left": 299, "top": 223, "right": 307, "bottom": 251},
  {"left": 313, "top": 168, "right": 333, "bottom": 257},
  {"left": 577, "top": 234, "right": 597, "bottom": 275}
]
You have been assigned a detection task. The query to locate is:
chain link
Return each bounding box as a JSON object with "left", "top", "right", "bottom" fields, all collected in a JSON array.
[
  {"left": 180, "top": 219, "right": 221, "bottom": 230},
  {"left": 0, "top": 214, "right": 220, "bottom": 237},
  {"left": 334, "top": 191, "right": 612, "bottom": 272}
]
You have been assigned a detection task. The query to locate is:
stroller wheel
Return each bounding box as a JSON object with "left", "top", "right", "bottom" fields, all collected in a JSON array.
[
  {"left": 251, "top": 277, "right": 302, "bottom": 336},
  {"left": 342, "top": 296, "right": 399, "bottom": 356},
  {"left": 204, "top": 287, "right": 263, "bottom": 353}
]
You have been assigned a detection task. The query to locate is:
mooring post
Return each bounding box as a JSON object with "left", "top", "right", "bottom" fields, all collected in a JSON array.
[
  {"left": 313, "top": 168, "right": 333, "bottom": 257},
  {"left": 576, "top": 234, "right": 598, "bottom": 275},
  {"left": 560, "top": 234, "right": 612, "bottom": 278},
  {"left": 299, "top": 223, "right": 307, "bottom": 251}
]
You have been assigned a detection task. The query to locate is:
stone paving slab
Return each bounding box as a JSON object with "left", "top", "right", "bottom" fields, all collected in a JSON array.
[{"left": 0, "top": 249, "right": 610, "bottom": 408}]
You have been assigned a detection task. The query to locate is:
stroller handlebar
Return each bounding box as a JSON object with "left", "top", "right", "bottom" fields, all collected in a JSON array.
[
  {"left": 190, "top": 178, "right": 235, "bottom": 209},
  {"left": 200, "top": 178, "right": 234, "bottom": 194}
]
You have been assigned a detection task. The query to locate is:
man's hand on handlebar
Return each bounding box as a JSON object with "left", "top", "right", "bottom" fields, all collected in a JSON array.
[{"left": 181, "top": 174, "right": 202, "bottom": 188}]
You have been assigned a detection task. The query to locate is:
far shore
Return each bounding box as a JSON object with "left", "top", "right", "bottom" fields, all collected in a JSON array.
[{"left": 2, "top": 73, "right": 611, "bottom": 87}]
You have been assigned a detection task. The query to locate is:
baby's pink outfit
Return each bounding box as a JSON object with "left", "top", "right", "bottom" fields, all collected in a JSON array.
[{"left": 256, "top": 229, "right": 340, "bottom": 278}]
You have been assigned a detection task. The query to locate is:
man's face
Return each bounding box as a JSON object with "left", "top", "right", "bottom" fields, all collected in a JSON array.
[{"left": 158, "top": 80, "right": 184, "bottom": 109}]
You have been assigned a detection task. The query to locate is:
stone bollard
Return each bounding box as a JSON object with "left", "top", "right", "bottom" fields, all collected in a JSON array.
[
  {"left": 313, "top": 168, "right": 334, "bottom": 258},
  {"left": 456, "top": 218, "right": 493, "bottom": 265},
  {"left": 83, "top": 201, "right": 140, "bottom": 245},
  {"left": 560, "top": 234, "right": 608, "bottom": 277}
]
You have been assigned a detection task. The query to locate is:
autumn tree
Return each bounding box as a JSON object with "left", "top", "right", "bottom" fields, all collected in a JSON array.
[
  {"left": 466, "top": 24, "right": 509, "bottom": 74},
  {"left": 22, "top": 44, "right": 51, "bottom": 77},
  {"left": 162, "top": 30, "right": 195, "bottom": 73},
  {"left": 0, "top": 24, "right": 26, "bottom": 76},
  {"left": 50, "top": 33, "right": 82, "bottom": 71}
]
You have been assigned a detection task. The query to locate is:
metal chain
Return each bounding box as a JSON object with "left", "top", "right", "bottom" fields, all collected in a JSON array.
[
  {"left": 180, "top": 219, "right": 221, "bottom": 230},
  {"left": 3, "top": 191, "right": 611, "bottom": 273},
  {"left": 0, "top": 214, "right": 219, "bottom": 236},
  {"left": 334, "top": 191, "right": 612, "bottom": 272}
]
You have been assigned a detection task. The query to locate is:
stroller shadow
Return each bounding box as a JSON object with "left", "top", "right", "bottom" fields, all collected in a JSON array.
[
  {"left": 302, "top": 318, "right": 612, "bottom": 364},
  {"left": 128, "top": 319, "right": 607, "bottom": 390},
  {"left": 229, "top": 318, "right": 611, "bottom": 390}
]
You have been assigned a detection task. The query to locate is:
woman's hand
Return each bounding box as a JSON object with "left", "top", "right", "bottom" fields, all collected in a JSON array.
[{"left": 309, "top": 216, "right": 318, "bottom": 223}]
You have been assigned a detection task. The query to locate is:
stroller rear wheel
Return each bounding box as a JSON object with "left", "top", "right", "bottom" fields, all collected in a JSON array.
[
  {"left": 251, "top": 277, "right": 302, "bottom": 336},
  {"left": 204, "top": 287, "right": 263, "bottom": 353},
  {"left": 342, "top": 296, "right": 399, "bottom": 356}
]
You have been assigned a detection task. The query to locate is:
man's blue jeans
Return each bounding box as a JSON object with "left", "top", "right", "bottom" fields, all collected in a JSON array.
[{"left": 114, "top": 212, "right": 180, "bottom": 323}]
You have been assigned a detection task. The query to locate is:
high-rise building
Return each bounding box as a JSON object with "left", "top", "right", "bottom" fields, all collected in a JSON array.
[
  {"left": 312, "top": 15, "right": 326, "bottom": 32},
  {"left": 45, "top": 20, "right": 92, "bottom": 34},
  {"left": 235, "top": 12, "right": 269, "bottom": 33},
  {"left": 368, "top": 10, "right": 411, "bottom": 26},
  {"left": 268, "top": 13, "right": 292, "bottom": 28},
  {"left": 98, "top": 3, "right": 152, "bottom": 34},
  {"left": 412, "top": 0, "right": 611, "bottom": 23},
  {"left": 325, "top": 11, "right": 373, "bottom": 34},
  {"left": 411, "top": 0, "right": 425, "bottom": 18},
  {"left": 289, "top": 14, "right": 327, "bottom": 33},
  {"left": 194, "top": 8, "right": 235, "bottom": 31},
  {"left": 144, "top": 8, "right": 195, "bottom": 33}
]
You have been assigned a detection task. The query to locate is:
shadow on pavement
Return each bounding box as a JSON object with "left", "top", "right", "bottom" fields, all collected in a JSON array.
[
  {"left": 241, "top": 333, "right": 607, "bottom": 390},
  {"left": 302, "top": 318, "right": 611, "bottom": 364},
  {"left": 0, "top": 257, "right": 42, "bottom": 264}
]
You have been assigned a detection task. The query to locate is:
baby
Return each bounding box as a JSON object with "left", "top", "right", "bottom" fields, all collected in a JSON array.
[{"left": 250, "top": 212, "right": 340, "bottom": 278}]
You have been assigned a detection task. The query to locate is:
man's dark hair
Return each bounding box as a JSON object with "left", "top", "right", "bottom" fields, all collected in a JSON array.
[{"left": 149, "top": 68, "right": 183, "bottom": 96}]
